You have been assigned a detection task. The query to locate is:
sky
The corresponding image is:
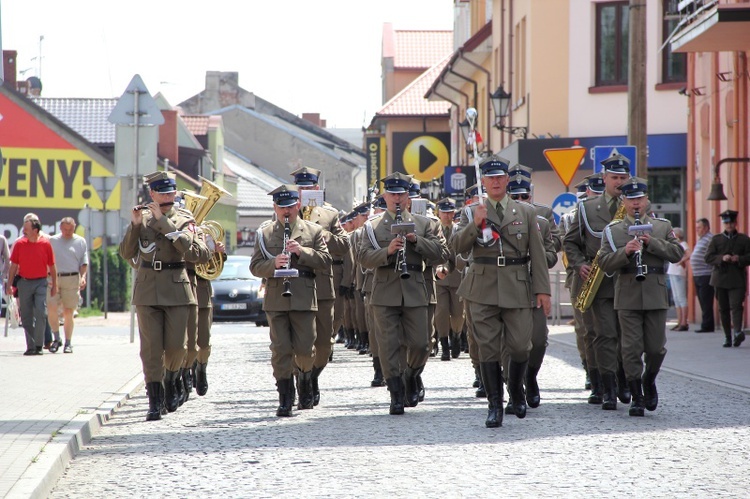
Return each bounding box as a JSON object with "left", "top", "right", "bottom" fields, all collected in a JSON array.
[{"left": 1, "top": 0, "right": 454, "bottom": 129}]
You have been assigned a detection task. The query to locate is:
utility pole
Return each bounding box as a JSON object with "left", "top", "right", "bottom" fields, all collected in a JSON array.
[{"left": 628, "top": 0, "right": 648, "bottom": 178}]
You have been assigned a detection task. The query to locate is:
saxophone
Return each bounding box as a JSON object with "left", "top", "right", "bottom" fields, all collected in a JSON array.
[{"left": 574, "top": 201, "right": 626, "bottom": 312}]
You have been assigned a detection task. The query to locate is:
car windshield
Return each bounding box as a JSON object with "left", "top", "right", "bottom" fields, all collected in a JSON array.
[{"left": 218, "top": 260, "right": 255, "bottom": 280}]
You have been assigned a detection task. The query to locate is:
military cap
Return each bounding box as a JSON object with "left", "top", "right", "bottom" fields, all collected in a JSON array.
[
  {"left": 720, "top": 210, "right": 739, "bottom": 223},
  {"left": 354, "top": 202, "right": 371, "bottom": 215},
  {"left": 373, "top": 195, "right": 387, "bottom": 210},
  {"left": 507, "top": 174, "right": 531, "bottom": 195},
  {"left": 574, "top": 178, "right": 589, "bottom": 193},
  {"left": 479, "top": 155, "right": 510, "bottom": 176},
  {"left": 408, "top": 179, "right": 422, "bottom": 198},
  {"left": 381, "top": 172, "right": 413, "bottom": 194},
  {"left": 508, "top": 163, "right": 533, "bottom": 179},
  {"left": 465, "top": 183, "right": 479, "bottom": 198},
  {"left": 144, "top": 171, "right": 177, "bottom": 193},
  {"left": 437, "top": 197, "right": 456, "bottom": 212},
  {"left": 268, "top": 184, "right": 301, "bottom": 207},
  {"left": 587, "top": 174, "right": 605, "bottom": 194},
  {"left": 619, "top": 177, "right": 648, "bottom": 199},
  {"left": 290, "top": 166, "right": 321, "bottom": 186},
  {"left": 600, "top": 153, "right": 631, "bottom": 174}
]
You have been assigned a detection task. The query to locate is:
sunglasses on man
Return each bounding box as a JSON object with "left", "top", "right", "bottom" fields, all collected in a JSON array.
[{"left": 510, "top": 193, "right": 530, "bottom": 201}]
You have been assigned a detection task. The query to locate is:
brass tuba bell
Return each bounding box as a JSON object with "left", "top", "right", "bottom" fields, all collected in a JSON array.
[{"left": 183, "top": 177, "right": 232, "bottom": 280}]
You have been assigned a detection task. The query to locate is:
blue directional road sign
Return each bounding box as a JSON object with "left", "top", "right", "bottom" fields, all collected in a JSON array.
[
  {"left": 551, "top": 192, "right": 578, "bottom": 225},
  {"left": 592, "top": 145, "right": 637, "bottom": 175}
]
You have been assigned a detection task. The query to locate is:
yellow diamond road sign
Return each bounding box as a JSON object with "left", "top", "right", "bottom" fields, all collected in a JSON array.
[{"left": 543, "top": 147, "right": 587, "bottom": 187}]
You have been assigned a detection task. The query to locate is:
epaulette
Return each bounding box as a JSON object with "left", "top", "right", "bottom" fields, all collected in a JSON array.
[
  {"left": 516, "top": 200, "right": 535, "bottom": 208},
  {"left": 533, "top": 202, "right": 552, "bottom": 209},
  {"left": 606, "top": 219, "right": 623, "bottom": 228},
  {"left": 319, "top": 203, "right": 339, "bottom": 214},
  {"left": 259, "top": 220, "right": 274, "bottom": 229},
  {"left": 367, "top": 212, "right": 381, "bottom": 221},
  {"left": 652, "top": 217, "right": 670, "bottom": 223}
]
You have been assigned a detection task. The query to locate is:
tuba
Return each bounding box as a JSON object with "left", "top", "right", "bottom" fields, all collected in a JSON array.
[{"left": 183, "top": 177, "right": 232, "bottom": 280}]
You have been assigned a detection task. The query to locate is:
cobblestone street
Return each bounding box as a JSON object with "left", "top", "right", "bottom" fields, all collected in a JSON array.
[{"left": 50, "top": 323, "right": 750, "bottom": 497}]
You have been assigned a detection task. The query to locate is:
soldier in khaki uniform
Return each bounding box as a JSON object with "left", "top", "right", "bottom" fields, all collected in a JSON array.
[
  {"left": 434, "top": 198, "right": 465, "bottom": 361},
  {"left": 291, "top": 166, "right": 350, "bottom": 405},
  {"left": 119, "top": 171, "right": 210, "bottom": 421},
  {"left": 508, "top": 164, "right": 562, "bottom": 252},
  {"left": 362, "top": 196, "right": 388, "bottom": 386},
  {"left": 350, "top": 203, "right": 372, "bottom": 354},
  {"left": 357, "top": 172, "right": 449, "bottom": 415},
  {"left": 563, "top": 155, "right": 631, "bottom": 410},
  {"left": 452, "top": 156, "right": 551, "bottom": 428},
  {"left": 598, "top": 178, "right": 683, "bottom": 416},
  {"left": 705, "top": 210, "right": 750, "bottom": 348},
  {"left": 250, "top": 184, "right": 331, "bottom": 417}
]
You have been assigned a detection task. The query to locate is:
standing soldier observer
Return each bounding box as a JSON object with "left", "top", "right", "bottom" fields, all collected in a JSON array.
[
  {"left": 452, "top": 155, "right": 551, "bottom": 428},
  {"left": 357, "top": 172, "right": 449, "bottom": 416},
  {"left": 291, "top": 166, "right": 350, "bottom": 406},
  {"left": 250, "top": 184, "right": 332, "bottom": 417},
  {"left": 597, "top": 178, "right": 684, "bottom": 417},
  {"left": 118, "top": 171, "right": 210, "bottom": 422}
]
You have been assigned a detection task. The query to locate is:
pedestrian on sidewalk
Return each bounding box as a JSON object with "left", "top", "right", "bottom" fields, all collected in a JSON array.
[
  {"left": 705, "top": 210, "right": 750, "bottom": 348},
  {"left": 5, "top": 213, "right": 57, "bottom": 356},
  {"left": 690, "top": 218, "right": 715, "bottom": 332},
  {"left": 47, "top": 217, "right": 88, "bottom": 354},
  {"left": 667, "top": 227, "right": 690, "bottom": 331}
]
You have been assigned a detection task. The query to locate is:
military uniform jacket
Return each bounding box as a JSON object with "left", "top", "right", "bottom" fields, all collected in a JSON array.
[
  {"left": 357, "top": 210, "right": 448, "bottom": 308},
  {"left": 563, "top": 197, "right": 618, "bottom": 298},
  {"left": 119, "top": 208, "right": 209, "bottom": 307},
  {"left": 341, "top": 233, "right": 355, "bottom": 292},
  {"left": 705, "top": 231, "right": 750, "bottom": 289},
  {"left": 436, "top": 223, "right": 463, "bottom": 288},
  {"left": 421, "top": 214, "right": 448, "bottom": 304},
  {"left": 352, "top": 228, "right": 367, "bottom": 291},
  {"left": 598, "top": 215, "right": 683, "bottom": 310},
  {"left": 304, "top": 203, "right": 350, "bottom": 300},
  {"left": 535, "top": 202, "right": 562, "bottom": 253},
  {"left": 250, "top": 219, "right": 332, "bottom": 312},
  {"left": 452, "top": 197, "right": 551, "bottom": 307}
]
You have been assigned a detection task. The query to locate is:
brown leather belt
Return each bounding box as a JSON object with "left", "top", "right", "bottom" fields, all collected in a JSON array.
[
  {"left": 620, "top": 266, "right": 665, "bottom": 275},
  {"left": 474, "top": 256, "right": 529, "bottom": 267},
  {"left": 142, "top": 261, "right": 186, "bottom": 271}
]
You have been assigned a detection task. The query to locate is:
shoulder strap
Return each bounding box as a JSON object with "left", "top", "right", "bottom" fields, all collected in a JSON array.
[
  {"left": 364, "top": 220, "right": 381, "bottom": 249},
  {"left": 256, "top": 228, "right": 275, "bottom": 260},
  {"left": 579, "top": 202, "right": 603, "bottom": 239},
  {"left": 604, "top": 225, "right": 617, "bottom": 252}
]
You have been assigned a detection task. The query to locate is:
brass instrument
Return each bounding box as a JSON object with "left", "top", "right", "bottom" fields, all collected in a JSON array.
[
  {"left": 182, "top": 177, "right": 232, "bottom": 280},
  {"left": 302, "top": 206, "right": 314, "bottom": 220},
  {"left": 393, "top": 203, "right": 411, "bottom": 280},
  {"left": 574, "top": 201, "right": 626, "bottom": 312},
  {"left": 273, "top": 216, "right": 298, "bottom": 296},
  {"left": 628, "top": 210, "right": 653, "bottom": 282}
]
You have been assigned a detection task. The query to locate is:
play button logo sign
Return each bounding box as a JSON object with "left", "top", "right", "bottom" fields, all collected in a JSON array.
[{"left": 402, "top": 135, "right": 450, "bottom": 180}]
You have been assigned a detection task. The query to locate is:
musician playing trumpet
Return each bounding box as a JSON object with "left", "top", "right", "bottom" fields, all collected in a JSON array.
[
  {"left": 357, "top": 172, "right": 448, "bottom": 416},
  {"left": 598, "top": 177, "right": 683, "bottom": 417},
  {"left": 250, "top": 184, "right": 331, "bottom": 417}
]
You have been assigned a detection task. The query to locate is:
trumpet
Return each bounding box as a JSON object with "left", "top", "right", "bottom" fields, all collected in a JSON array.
[
  {"left": 628, "top": 210, "right": 653, "bottom": 282},
  {"left": 133, "top": 202, "right": 175, "bottom": 212},
  {"left": 393, "top": 203, "right": 410, "bottom": 280},
  {"left": 273, "top": 216, "right": 298, "bottom": 296}
]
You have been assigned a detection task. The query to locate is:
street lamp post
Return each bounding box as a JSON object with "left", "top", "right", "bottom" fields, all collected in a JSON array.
[{"left": 490, "top": 85, "right": 528, "bottom": 139}]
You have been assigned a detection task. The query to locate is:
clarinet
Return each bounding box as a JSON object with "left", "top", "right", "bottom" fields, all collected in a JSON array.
[
  {"left": 633, "top": 210, "right": 647, "bottom": 282},
  {"left": 394, "top": 203, "right": 410, "bottom": 280},
  {"left": 282, "top": 217, "right": 293, "bottom": 296}
]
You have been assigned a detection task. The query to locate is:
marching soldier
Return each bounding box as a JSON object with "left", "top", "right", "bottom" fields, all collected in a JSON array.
[
  {"left": 250, "top": 184, "right": 332, "bottom": 417},
  {"left": 362, "top": 196, "right": 388, "bottom": 386},
  {"left": 118, "top": 171, "right": 210, "bottom": 421},
  {"left": 508, "top": 163, "right": 562, "bottom": 252},
  {"left": 291, "top": 166, "right": 350, "bottom": 405},
  {"left": 350, "top": 203, "right": 372, "bottom": 355},
  {"left": 563, "top": 154, "right": 631, "bottom": 410},
  {"left": 705, "top": 210, "right": 750, "bottom": 348},
  {"left": 452, "top": 156, "right": 551, "bottom": 428},
  {"left": 460, "top": 184, "right": 484, "bottom": 396},
  {"left": 357, "top": 172, "right": 449, "bottom": 415},
  {"left": 597, "top": 178, "right": 683, "bottom": 416},
  {"left": 434, "top": 198, "right": 465, "bottom": 361}
]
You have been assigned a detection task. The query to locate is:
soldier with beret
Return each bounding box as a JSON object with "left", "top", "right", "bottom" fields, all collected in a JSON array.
[
  {"left": 250, "top": 184, "right": 332, "bottom": 417},
  {"left": 597, "top": 178, "right": 683, "bottom": 416},
  {"left": 452, "top": 155, "right": 551, "bottom": 428},
  {"left": 505, "top": 174, "right": 558, "bottom": 411},
  {"left": 291, "top": 166, "right": 350, "bottom": 405},
  {"left": 564, "top": 154, "right": 631, "bottom": 410},
  {"left": 119, "top": 171, "right": 210, "bottom": 421},
  {"left": 357, "top": 172, "right": 449, "bottom": 415},
  {"left": 705, "top": 210, "right": 750, "bottom": 348},
  {"left": 434, "top": 198, "right": 465, "bottom": 361}
]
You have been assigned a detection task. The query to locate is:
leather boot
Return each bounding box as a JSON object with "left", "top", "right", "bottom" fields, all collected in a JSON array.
[
  {"left": 371, "top": 357, "right": 385, "bottom": 387},
  {"left": 276, "top": 379, "right": 293, "bottom": 417},
  {"left": 297, "top": 371, "right": 315, "bottom": 409},
  {"left": 450, "top": 331, "right": 461, "bottom": 359},
  {"left": 480, "top": 362, "right": 503, "bottom": 428},
  {"left": 145, "top": 382, "right": 163, "bottom": 421},
  {"left": 616, "top": 364, "right": 631, "bottom": 404},
  {"left": 184, "top": 365, "right": 194, "bottom": 396},
  {"left": 175, "top": 368, "right": 186, "bottom": 407},
  {"left": 344, "top": 329, "right": 352, "bottom": 348},
  {"left": 386, "top": 376, "right": 405, "bottom": 415},
  {"left": 507, "top": 360, "right": 528, "bottom": 419},
  {"left": 195, "top": 362, "right": 208, "bottom": 396},
  {"left": 440, "top": 337, "right": 451, "bottom": 361},
  {"left": 525, "top": 365, "right": 541, "bottom": 409},
  {"left": 403, "top": 366, "right": 420, "bottom": 407},
  {"left": 723, "top": 330, "right": 732, "bottom": 347},
  {"left": 163, "top": 370, "right": 181, "bottom": 413},
  {"left": 191, "top": 360, "right": 198, "bottom": 389},
  {"left": 601, "top": 372, "right": 618, "bottom": 410},
  {"left": 734, "top": 330, "right": 746, "bottom": 347},
  {"left": 349, "top": 330, "right": 359, "bottom": 350},
  {"left": 587, "top": 368, "right": 603, "bottom": 404},
  {"left": 473, "top": 367, "right": 481, "bottom": 388},
  {"left": 628, "top": 379, "right": 645, "bottom": 417},
  {"left": 358, "top": 331, "right": 369, "bottom": 355},
  {"left": 583, "top": 360, "right": 591, "bottom": 390},
  {"left": 335, "top": 327, "right": 345, "bottom": 344},
  {"left": 311, "top": 366, "right": 324, "bottom": 406},
  {"left": 475, "top": 367, "right": 486, "bottom": 398},
  {"left": 505, "top": 394, "right": 515, "bottom": 415},
  {"left": 416, "top": 370, "right": 425, "bottom": 402},
  {"left": 642, "top": 370, "right": 659, "bottom": 411},
  {"left": 461, "top": 330, "right": 469, "bottom": 353}
]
